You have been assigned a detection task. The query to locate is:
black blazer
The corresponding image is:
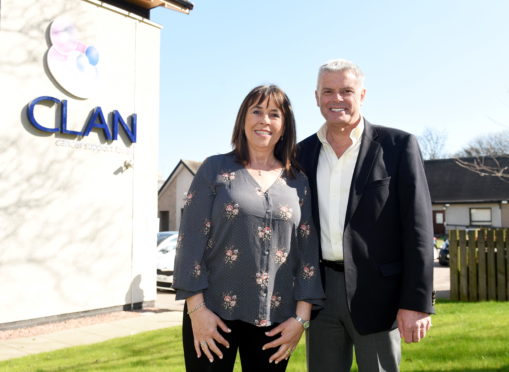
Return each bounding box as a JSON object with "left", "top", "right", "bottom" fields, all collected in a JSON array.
[{"left": 297, "top": 120, "right": 434, "bottom": 335}]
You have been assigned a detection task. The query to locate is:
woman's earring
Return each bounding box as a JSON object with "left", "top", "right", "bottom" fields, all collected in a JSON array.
[{"left": 280, "top": 136, "right": 284, "bottom": 142}]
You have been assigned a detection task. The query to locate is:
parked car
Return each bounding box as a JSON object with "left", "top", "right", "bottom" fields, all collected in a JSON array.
[
  {"left": 438, "top": 239, "right": 450, "bottom": 266},
  {"left": 156, "top": 233, "right": 178, "bottom": 291},
  {"left": 157, "top": 230, "right": 178, "bottom": 245}
]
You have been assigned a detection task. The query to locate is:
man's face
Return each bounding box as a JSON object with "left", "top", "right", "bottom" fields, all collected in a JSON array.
[{"left": 315, "top": 70, "right": 366, "bottom": 128}]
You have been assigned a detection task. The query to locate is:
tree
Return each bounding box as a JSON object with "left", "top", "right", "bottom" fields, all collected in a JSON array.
[
  {"left": 454, "top": 130, "right": 509, "bottom": 181},
  {"left": 454, "top": 130, "right": 509, "bottom": 157},
  {"left": 417, "top": 127, "right": 448, "bottom": 160}
]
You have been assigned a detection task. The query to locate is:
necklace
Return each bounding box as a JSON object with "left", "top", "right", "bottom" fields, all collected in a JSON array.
[{"left": 249, "top": 160, "right": 279, "bottom": 177}]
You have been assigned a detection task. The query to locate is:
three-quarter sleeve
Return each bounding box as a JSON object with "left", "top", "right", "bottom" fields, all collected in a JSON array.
[
  {"left": 172, "top": 157, "right": 216, "bottom": 300},
  {"left": 294, "top": 178, "right": 325, "bottom": 306}
]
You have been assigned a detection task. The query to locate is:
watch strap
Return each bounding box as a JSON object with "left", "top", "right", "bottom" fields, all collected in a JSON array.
[{"left": 294, "top": 316, "right": 310, "bottom": 329}]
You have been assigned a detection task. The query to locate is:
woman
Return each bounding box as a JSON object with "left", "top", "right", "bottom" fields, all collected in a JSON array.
[{"left": 173, "top": 85, "right": 324, "bottom": 372}]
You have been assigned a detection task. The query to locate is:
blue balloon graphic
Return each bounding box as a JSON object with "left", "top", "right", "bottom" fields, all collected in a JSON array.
[{"left": 86, "top": 46, "right": 99, "bottom": 66}]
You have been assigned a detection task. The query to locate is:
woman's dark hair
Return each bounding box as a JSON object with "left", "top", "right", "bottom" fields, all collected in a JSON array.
[{"left": 231, "top": 84, "right": 297, "bottom": 177}]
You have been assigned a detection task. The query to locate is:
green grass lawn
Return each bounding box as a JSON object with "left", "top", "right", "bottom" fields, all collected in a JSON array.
[{"left": 1, "top": 301, "right": 508, "bottom": 372}]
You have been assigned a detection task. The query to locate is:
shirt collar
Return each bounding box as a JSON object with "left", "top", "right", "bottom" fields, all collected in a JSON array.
[{"left": 317, "top": 117, "right": 365, "bottom": 146}]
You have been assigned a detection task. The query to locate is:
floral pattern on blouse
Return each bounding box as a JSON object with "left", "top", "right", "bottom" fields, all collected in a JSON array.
[
  {"left": 301, "top": 264, "right": 316, "bottom": 280},
  {"left": 257, "top": 226, "right": 272, "bottom": 241},
  {"left": 220, "top": 171, "right": 236, "bottom": 183},
  {"left": 203, "top": 219, "right": 212, "bottom": 236},
  {"left": 192, "top": 262, "right": 202, "bottom": 278},
  {"left": 224, "top": 202, "right": 240, "bottom": 219},
  {"left": 224, "top": 246, "right": 239, "bottom": 265},
  {"left": 254, "top": 319, "right": 270, "bottom": 327},
  {"left": 298, "top": 223, "right": 311, "bottom": 238},
  {"left": 279, "top": 205, "right": 293, "bottom": 221},
  {"left": 223, "top": 292, "right": 238, "bottom": 310},
  {"left": 172, "top": 153, "right": 324, "bottom": 327},
  {"left": 274, "top": 249, "right": 288, "bottom": 264},
  {"left": 183, "top": 191, "right": 194, "bottom": 207},
  {"left": 270, "top": 294, "right": 282, "bottom": 309},
  {"left": 206, "top": 238, "right": 214, "bottom": 249},
  {"left": 255, "top": 271, "right": 270, "bottom": 288}
]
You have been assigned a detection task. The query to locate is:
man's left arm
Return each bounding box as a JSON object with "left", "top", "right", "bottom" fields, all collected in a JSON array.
[{"left": 396, "top": 134, "right": 434, "bottom": 343}]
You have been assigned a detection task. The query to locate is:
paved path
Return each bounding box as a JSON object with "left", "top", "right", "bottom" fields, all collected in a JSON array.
[
  {"left": 0, "top": 294, "right": 184, "bottom": 362},
  {"left": 0, "top": 263, "right": 449, "bottom": 361},
  {"left": 433, "top": 261, "right": 450, "bottom": 299}
]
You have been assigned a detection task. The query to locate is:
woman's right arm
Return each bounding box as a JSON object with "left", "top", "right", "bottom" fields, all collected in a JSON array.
[
  {"left": 172, "top": 157, "right": 231, "bottom": 361},
  {"left": 172, "top": 158, "right": 215, "bottom": 296}
]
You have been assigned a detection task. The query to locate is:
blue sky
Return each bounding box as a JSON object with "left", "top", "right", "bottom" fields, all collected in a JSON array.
[{"left": 152, "top": 1, "right": 509, "bottom": 178}]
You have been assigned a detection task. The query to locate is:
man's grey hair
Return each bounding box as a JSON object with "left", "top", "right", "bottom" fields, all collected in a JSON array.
[{"left": 317, "top": 59, "right": 365, "bottom": 89}]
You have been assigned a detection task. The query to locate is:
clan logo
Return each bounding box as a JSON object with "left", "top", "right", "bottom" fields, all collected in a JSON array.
[{"left": 46, "top": 16, "right": 100, "bottom": 99}]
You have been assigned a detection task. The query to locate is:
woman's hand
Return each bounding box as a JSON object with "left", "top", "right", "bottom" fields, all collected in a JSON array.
[
  {"left": 262, "top": 317, "right": 304, "bottom": 364},
  {"left": 190, "top": 306, "right": 231, "bottom": 362}
]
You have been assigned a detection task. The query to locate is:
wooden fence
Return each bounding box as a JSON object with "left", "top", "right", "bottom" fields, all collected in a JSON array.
[{"left": 449, "top": 229, "right": 508, "bottom": 301}]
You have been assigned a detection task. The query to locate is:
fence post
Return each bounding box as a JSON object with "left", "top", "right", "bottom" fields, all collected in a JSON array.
[
  {"left": 487, "top": 230, "right": 497, "bottom": 300},
  {"left": 449, "top": 230, "right": 459, "bottom": 301},
  {"left": 505, "top": 229, "right": 509, "bottom": 301},
  {"left": 467, "top": 230, "right": 478, "bottom": 301},
  {"left": 478, "top": 229, "right": 487, "bottom": 301},
  {"left": 496, "top": 229, "right": 506, "bottom": 300},
  {"left": 459, "top": 230, "right": 468, "bottom": 301}
]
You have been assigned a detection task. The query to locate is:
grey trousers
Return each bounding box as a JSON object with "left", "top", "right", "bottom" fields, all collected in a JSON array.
[{"left": 306, "top": 267, "right": 401, "bottom": 372}]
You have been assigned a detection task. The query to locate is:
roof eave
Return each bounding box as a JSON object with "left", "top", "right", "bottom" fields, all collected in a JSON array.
[
  {"left": 160, "top": 0, "right": 193, "bottom": 14},
  {"left": 121, "top": 0, "right": 194, "bottom": 14}
]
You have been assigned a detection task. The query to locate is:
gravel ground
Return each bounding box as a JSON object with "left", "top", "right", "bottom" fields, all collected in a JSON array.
[
  {"left": 0, "top": 310, "right": 141, "bottom": 341},
  {"left": 0, "top": 291, "right": 183, "bottom": 341}
]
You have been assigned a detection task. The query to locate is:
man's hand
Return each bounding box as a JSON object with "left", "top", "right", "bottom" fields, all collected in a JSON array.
[{"left": 397, "top": 309, "right": 431, "bottom": 343}]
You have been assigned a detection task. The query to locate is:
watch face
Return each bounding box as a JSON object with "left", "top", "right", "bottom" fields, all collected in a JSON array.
[{"left": 295, "top": 316, "right": 310, "bottom": 329}]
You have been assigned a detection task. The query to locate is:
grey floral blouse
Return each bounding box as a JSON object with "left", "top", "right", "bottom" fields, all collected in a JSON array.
[{"left": 173, "top": 153, "right": 324, "bottom": 327}]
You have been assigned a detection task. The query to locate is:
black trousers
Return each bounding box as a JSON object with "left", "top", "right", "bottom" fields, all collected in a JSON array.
[{"left": 182, "top": 305, "right": 290, "bottom": 372}]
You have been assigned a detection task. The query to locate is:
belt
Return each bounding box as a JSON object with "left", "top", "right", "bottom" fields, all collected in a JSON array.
[{"left": 321, "top": 260, "right": 344, "bottom": 272}]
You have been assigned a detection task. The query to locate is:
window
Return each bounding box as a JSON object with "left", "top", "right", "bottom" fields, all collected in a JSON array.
[
  {"left": 435, "top": 213, "right": 444, "bottom": 224},
  {"left": 470, "top": 208, "right": 492, "bottom": 226}
]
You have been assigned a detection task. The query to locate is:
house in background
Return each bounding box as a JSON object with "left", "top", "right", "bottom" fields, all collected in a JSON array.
[
  {"left": 424, "top": 157, "right": 509, "bottom": 235},
  {"left": 158, "top": 159, "right": 202, "bottom": 231},
  {"left": 158, "top": 157, "right": 509, "bottom": 235}
]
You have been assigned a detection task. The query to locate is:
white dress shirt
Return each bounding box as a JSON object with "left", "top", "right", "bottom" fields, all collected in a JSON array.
[{"left": 316, "top": 118, "right": 364, "bottom": 261}]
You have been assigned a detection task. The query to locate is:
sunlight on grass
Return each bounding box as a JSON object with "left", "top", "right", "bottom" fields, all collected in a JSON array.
[{"left": 1, "top": 301, "right": 508, "bottom": 371}]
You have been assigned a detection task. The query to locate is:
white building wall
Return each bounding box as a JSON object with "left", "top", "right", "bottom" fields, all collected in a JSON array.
[
  {"left": 0, "top": 0, "right": 160, "bottom": 325},
  {"left": 445, "top": 203, "right": 502, "bottom": 230}
]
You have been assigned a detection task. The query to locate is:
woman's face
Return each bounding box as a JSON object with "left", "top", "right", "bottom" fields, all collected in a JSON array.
[{"left": 243, "top": 97, "right": 284, "bottom": 154}]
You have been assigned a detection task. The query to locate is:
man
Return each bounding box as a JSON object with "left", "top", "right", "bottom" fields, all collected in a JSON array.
[{"left": 297, "top": 59, "right": 434, "bottom": 372}]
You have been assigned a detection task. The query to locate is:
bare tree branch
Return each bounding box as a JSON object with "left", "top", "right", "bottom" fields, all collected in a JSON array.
[
  {"left": 455, "top": 131, "right": 509, "bottom": 157},
  {"left": 453, "top": 131, "right": 509, "bottom": 182},
  {"left": 455, "top": 156, "right": 509, "bottom": 182}
]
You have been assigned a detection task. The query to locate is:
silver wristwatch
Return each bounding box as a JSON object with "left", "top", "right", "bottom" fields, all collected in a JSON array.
[{"left": 294, "top": 316, "right": 310, "bottom": 329}]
